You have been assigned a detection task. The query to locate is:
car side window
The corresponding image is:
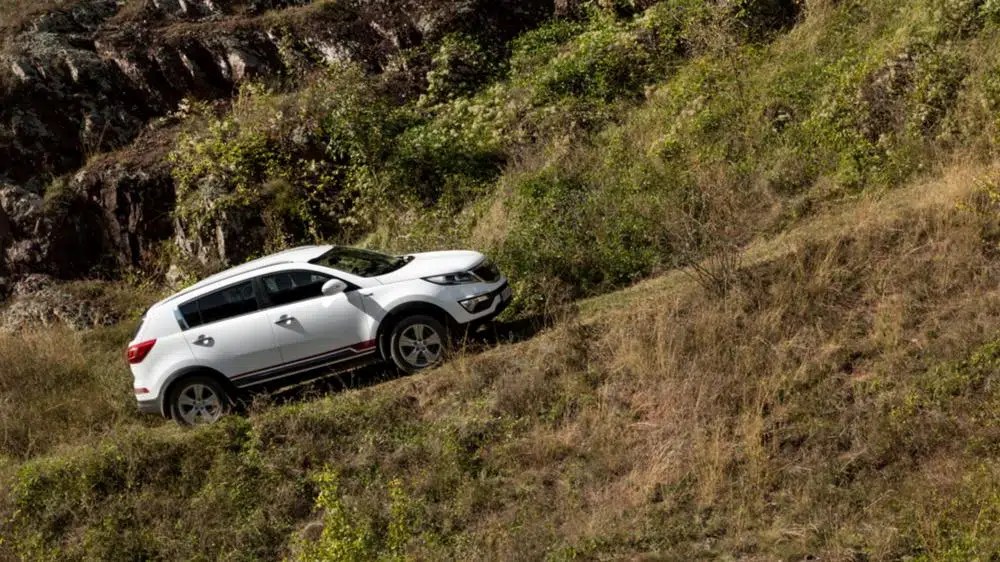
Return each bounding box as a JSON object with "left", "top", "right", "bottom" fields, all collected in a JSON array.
[
  {"left": 179, "top": 281, "right": 259, "bottom": 329},
  {"left": 260, "top": 270, "right": 332, "bottom": 307},
  {"left": 178, "top": 300, "right": 201, "bottom": 329}
]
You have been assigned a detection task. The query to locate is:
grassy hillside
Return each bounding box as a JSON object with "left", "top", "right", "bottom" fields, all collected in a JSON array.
[
  {"left": 3, "top": 0, "right": 1000, "bottom": 559},
  {"left": 3, "top": 163, "right": 999, "bottom": 561}
]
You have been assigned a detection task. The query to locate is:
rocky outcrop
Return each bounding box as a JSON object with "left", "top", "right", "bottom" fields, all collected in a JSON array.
[
  {"left": 70, "top": 124, "right": 180, "bottom": 272},
  {"left": 2, "top": 0, "right": 553, "bottom": 185},
  {"left": 0, "top": 183, "right": 46, "bottom": 275},
  {"left": 0, "top": 0, "right": 555, "bottom": 282}
]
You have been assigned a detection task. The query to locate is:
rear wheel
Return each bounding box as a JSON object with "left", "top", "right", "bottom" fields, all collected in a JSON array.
[
  {"left": 168, "top": 375, "right": 230, "bottom": 426},
  {"left": 389, "top": 315, "right": 448, "bottom": 374}
]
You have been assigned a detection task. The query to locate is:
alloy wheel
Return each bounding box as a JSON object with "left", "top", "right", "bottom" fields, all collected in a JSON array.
[
  {"left": 176, "top": 383, "right": 224, "bottom": 425},
  {"left": 398, "top": 323, "right": 443, "bottom": 368}
]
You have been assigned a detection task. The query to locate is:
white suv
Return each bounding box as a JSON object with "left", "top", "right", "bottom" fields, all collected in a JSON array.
[{"left": 127, "top": 245, "right": 511, "bottom": 425}]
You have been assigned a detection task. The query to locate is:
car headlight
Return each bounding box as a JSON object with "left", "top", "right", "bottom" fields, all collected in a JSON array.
[{"left": 424, "top": 271, "right": 482, "bottom": 285}]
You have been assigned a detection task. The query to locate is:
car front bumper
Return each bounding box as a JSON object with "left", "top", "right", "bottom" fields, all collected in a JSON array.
[{"left": 462, "top": 281, "right": 512, "bottom": 324}]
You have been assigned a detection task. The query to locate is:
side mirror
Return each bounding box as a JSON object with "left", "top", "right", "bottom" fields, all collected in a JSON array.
[{"left": 321, "top": 279, "right": 348, "bottom": 296}]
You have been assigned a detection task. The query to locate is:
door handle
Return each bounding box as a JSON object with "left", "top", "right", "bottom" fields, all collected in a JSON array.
[
  {"left": 275, "top": 315, "right": 296, "bottom": 326},
  {"left": 193, "top": 335, "right": 214, "bottom": 346}
]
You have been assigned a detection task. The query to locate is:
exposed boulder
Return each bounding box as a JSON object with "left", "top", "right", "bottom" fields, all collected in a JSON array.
[
  {"left": 1, "top": 40, "right": 151, "bottom": 188},
  {"left": 858, "top": 51, "right": 916, "bottom": 143},
  {"left": 69, "top": 124, "right": 180, "bottom": 272},
  {"left": 0, "top": 183, "right": 45, "bottom": 275}
]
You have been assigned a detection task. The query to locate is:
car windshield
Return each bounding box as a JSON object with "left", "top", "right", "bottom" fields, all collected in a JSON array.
[{"left": 310, "top": 246, "right": 410, "bottom": 277}]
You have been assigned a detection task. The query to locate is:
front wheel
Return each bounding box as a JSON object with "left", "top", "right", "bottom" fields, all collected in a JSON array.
[
  {"left": 168, "top": 375, "right": 231, "bottom": 426},
  {"left": 389, "top": 315, "right": 449, "bottom": 374}
]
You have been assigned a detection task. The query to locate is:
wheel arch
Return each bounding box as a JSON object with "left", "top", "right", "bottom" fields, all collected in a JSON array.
[
  {"left": 159, "top": 366, "right": 237, "bottom": 418},
  {"left": 375, "top": 301, "right": 457, "bottom": 361}
]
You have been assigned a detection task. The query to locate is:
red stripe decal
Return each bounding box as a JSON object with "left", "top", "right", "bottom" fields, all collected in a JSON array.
[{"left": 231, "top": 339, "right": 378, "bottom": 380}]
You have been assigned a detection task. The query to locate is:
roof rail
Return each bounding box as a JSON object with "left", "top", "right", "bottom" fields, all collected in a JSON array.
[{"left": 161, "top": 259, "right": 297, "bottom": 305}]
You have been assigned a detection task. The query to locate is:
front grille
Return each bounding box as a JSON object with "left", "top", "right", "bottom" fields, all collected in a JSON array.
[{"left": 472, "top": 260, "right": 501, "bottom": 283}]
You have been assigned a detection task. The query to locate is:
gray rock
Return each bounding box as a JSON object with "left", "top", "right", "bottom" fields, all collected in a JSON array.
[
  {"left": 0, "top": 203, "right": 11, "bottom": 264},
  {"left": 0, "top": 184, "right": 45, "bottom": 274}
]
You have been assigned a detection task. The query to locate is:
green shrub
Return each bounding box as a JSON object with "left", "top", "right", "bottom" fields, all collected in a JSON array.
[
  {"left": 514, "top": 6, "right": 688, "bottom": 104},
  {"left": 906, "top": 44, "right": 967, "bottom": 140},
  {"left": 983, "top": 0, "right": 1000, "bottom": 24},
  {"left": 170, "top": 65, "right": 400, "bottom": 262},
  {"left": 386, "top": 100, "right": 506, "bottom": 208},
  {"left": 420, "top": 34, "right": 497, "bottom": 107},
  {"left": 730, "top": 0, "right": 802, "bottom": 40},
  {"left": 288, "top": 471, "right": 413, "bottom": 562},
  {"left": 495, "top": 169, "right": 668, "bottom": 313}
]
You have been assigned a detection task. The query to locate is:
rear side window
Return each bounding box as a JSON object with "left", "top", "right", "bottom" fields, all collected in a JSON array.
[
  {"left": 178, "top": 300, "right": 201, "bottom": 329},
  {"left": 261, "top": 270, "right": 332, "bottom": 306},
  {"left": 178, "top": 281, "right": 259, "bottom": 329}
]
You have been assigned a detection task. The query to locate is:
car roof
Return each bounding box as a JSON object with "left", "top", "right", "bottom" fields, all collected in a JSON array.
[{"left": 153, "top": 244, "right": 333, "bottom": 309}]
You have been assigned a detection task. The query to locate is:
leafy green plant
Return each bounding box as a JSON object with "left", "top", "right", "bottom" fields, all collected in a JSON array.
[
  {"left": 420, "top": 34, "right": 496, "bottom": 107},
  {"left": 494, "top": 169, "right": 667, "bottom": 313},
  {"left": 290, "top": 470, "right": 372, "bottom": 562},
  {"left": 515, "top": 6, "right": 688, "bottom": 104},
  {"left": 286, "top": 470, "right": 414, "bottom": 561},
  {"left": 169, "top": 65, "right": 399, "bottom": 263}
]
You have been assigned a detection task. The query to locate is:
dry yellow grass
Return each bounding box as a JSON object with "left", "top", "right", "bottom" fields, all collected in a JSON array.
[
  {"left": 0, "top": 325, "right": 147, "bottom": 461},
  {"left": 584, "top": 158, "right": 991, "bottom": 315},
  {"left": 407, "top": 162, "right": 1000, "bottom": 558}
]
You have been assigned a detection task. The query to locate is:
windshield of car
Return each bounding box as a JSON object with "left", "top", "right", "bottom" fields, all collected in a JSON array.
[{"left": 309, "top": 246, "right": 411, "bottom": 277}]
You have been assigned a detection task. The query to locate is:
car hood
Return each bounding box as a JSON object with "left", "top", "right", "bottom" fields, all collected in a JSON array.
[{"left": 375, "top": 250, "right": 485, "bottom": 284}]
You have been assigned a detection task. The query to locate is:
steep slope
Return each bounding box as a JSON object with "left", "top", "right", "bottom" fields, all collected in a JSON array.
[{"left": 1, "top": 161, "right": 998, "bottom": 560}]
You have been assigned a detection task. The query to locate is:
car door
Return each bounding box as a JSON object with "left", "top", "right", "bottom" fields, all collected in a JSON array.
[
  {"left": 177, "top": 280, "right": 283, "bottom": 381},
  {"left": 258, "top": 269, "right": 375, "bottom": 370}
]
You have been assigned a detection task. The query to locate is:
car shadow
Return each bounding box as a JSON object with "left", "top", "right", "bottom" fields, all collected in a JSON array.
[
  {"left": 251, "top": 313, "right": 556, "bottom": 409},
  {"left": 458, "top": 312, "right": 557, "bottom": 348},
  {"left": 242, "top": 362, "right": 398, "bottom": 411}
]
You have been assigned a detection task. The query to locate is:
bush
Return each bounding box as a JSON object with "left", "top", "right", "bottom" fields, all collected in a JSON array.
[
  {"left": 386, "top": 100, "right": 506, "bottom": 208},
  {"left": 288, "top": 471, "right": 413, "bottom": 562},
  {"left": 170, "top": 65, "right": 400, "bottom": 264},
  {"left": 495, "top": 169, "right": 668, "bottom": 313},
  {"left": 730, "top": 0, "right": 802, "bottom": 40},
  {"left": 419, "top": 34, "right": 497, "bottom": 107},
  {"left": 513, "top": 6, "right": 689, "bottom": 104}
]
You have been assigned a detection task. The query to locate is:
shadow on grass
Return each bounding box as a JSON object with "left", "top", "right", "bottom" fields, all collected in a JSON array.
[{"left": 250, "top": 314, "right": 555, "bottom": 408}]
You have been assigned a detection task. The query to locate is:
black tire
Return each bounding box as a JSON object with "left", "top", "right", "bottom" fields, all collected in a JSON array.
[
  {"left": 389, "top": 315, "right": 449, "bottom": 374},
  {"left": 168, "top": 375, "right": 231, "bottom": 426}
]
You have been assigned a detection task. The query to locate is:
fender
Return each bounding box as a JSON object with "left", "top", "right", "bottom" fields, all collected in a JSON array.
[
  {"left": 371, "top": 299, "right": 457, "bottom": 360},
  {"left": 157, "top": 366, "right": 233, "bottom": 417}
]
